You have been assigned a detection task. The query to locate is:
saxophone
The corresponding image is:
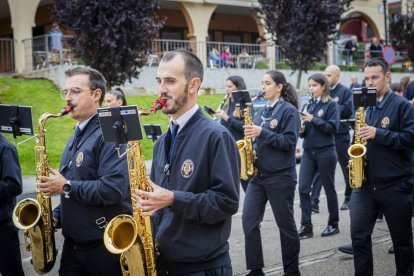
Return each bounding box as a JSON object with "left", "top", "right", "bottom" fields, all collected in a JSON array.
[
  {"left": 237, "top": 105, "right": 256, "bottom": 180},
  {"left": 103, "top": 101, "right": 163, "bottom": 276},
  {"left": 347, "top": 106, "right": 367, "bottom": 188},
  {"left": 12, "top": 106, "right": 71, "bottom": 275}
]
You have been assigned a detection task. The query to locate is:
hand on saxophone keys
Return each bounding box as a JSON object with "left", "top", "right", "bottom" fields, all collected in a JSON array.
[
  {"left": 244, "top": 124, "right": 262, "bottom": 138},
  {"left": 135, "top": 177, "right": 174, "bottom": 216},
  {"left": 38, "top": 169, "right": 67, "bottom": 196},
  {"left": 358, "top": 125, "right": 376, "bottom": 140}
]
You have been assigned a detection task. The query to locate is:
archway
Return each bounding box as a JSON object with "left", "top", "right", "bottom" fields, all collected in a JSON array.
[
  {"left": 0, "top": 0, "right": 14, "bottom": 72},
  {"left": 340, "top": 11, "right": 380, "bottom": 43}
]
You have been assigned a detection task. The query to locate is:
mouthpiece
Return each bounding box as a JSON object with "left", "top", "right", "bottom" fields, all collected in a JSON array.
[
  {"left": 60, "top": 105, "right": 72, "bottom": 115},
  {"left": 151, "top": 98, "right": 165, "bottom": 112}
]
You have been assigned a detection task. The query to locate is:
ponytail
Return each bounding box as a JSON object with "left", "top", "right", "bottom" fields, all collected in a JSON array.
[{"left": 281, "top": 83, "right": 299, "bottom": 109}]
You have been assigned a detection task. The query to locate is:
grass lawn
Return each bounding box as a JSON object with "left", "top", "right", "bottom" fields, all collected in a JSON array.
[{"left": 0, "top": 77, "right": 223, "bottom": 176}]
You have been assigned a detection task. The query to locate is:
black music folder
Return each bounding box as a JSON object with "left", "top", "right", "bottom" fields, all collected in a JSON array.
[
  {"left": 232, "top": 90, "right": 252, "bottom": 107},
  {"left": 143, "top": 124, "right": 162, "bottom": 142},
  {"left": 98, "top": 105, "right": 143, "bottom": 146},
  {"left": 0, "top": 104, "right": 34, "bottom": 138},
  {"left": 353, "top": 87, "right": 377, "bottom": 109}
]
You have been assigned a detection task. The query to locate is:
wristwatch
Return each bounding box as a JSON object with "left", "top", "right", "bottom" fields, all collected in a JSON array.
[{"left": 62, "top": 181, "right": 71, "bottom": 198}]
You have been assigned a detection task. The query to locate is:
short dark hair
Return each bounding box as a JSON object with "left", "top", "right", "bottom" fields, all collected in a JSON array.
[
  {"left": 65, "top": 67, "right": 106, "bottom": 105},
  {"left": 391, "top": 82, "right": 403, "bottom": 93},
  {"left": 308, "top": 73, "right": 330, "bottom": 103},
  {"left": 363, "top": 57, "right": 390, "bottom": 74},
  {"left": 161, "top": 49, "right": 204, "bottom": 83},
  {"left": 107, "top": 88, "right": 127, "bottom": 106},
  {"left": 226, "top": 75, "right": 246, "bottom": 90}
]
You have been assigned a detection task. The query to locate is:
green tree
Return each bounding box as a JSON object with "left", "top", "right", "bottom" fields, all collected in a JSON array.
[
  {"left": 256, "top": 0, "right": 352, "bottom": 88},
  {"left": 53, "top": 0, "right": 164, "bottom": 86}
]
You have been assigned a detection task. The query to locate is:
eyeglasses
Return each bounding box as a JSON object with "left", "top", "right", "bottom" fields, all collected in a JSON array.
[{"left": 60, "top": 87, "right": 93, "bottom": 100}]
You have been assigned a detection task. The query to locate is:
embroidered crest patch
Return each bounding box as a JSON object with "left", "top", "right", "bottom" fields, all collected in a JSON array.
[
  {"left": 181, "top": 159, "right": 194, "bottom": 178},
  {"left": 334, "top": 96, "right": 339, "bottom": 102},
  {"left": 270, "top": 119, "right": 278, "bottom": 129},
  {"left": 76, "top": 152, "right": 84, "bottom": 167},
  {"left": 317, "top": 109, "right": 324, "bottom": 117},
  {"left": 381, "top": 117, "right": 390, "bottom": 128}
]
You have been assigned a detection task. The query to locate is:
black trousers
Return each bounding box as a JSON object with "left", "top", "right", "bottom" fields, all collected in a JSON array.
[
  {"left": 311, "top": 133, "right": 351, "bottom": 204},
  {"left": 0, "top": 219, "right": 25, "bottom": 276},
  {"left": 242, "top": 172, "right": 300, "bottom": 275},
  {"left": 158, "top": 265, "right": 232, "bottom": 276},
  {"left": 299, "top": 146, "right": 339, "bottom": 228},
  {"left": 350, "top": 180, "right": 414, "bottom": 276},
  {"left": 59, "top": 238, "right": 122, "bottom": 276}
]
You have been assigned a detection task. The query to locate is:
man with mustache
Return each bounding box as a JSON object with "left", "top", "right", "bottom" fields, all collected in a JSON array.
[
  {"left": 38, "top": 67, "right": 130, "bottom": 275},
  {"left": 136, "top": 49, "right": 240, "bottom": 275}
]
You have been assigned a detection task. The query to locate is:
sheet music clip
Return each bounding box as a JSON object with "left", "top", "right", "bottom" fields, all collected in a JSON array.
[
  {"left": 232, "top": 90, "right": 252, "bottom": 109},
  {"left": 97, "top": 105, "right": 143, "bottom": 158},
  {"left": 352, "top": 87, "right": 377, "bottom": 109},
  {"left": 0, "top": 104, "right": 34, "bottom": 145},
  {"left": 143, "top": 124, "right": 162, "bottom": 142}
]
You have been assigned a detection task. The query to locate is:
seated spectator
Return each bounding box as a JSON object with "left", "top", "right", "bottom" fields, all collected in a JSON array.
[
  {"left": 221, "top": 46, "right": 234, "bottom": 68},
  {"left": 238, "top": 48, "right": 252, "bottom": 68},
  {"left": 369, "top": 37, "right": 382, "bottom": 58},
  {"left": 208, "top": 47, "right": 220, "bottom": 68},
  {"left": 349, "top": 75, "right": 361, "bottom": 89}
]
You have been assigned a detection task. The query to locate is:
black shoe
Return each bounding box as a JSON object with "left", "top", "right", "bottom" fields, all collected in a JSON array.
[
  {"left": 246, "top": 269, "right": 265, "bottom": 276},
  {"left": 321, "top": 225, "right": 339, "bottom": 237},
  {"left": 298, "top": 225, "right": 313, "bottom": 239},
  {"left": 311, "top": 203, "right": 319, "bottom": 213},
  {"left": 338, "top": 244, "right": 353, "bottom": 255},
  {"left": 340, "top": 200, "right": 350, "bottom": 210},
  {"left": 388, "top": 245, "right": 394, "bottom": 254}
]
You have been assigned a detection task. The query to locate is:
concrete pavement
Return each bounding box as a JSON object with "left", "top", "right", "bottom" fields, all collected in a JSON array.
[{"left": 17, "top": 163, "right": 410, "bottom": 275}]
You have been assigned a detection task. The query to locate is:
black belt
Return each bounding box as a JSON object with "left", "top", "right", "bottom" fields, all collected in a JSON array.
[{"left": 0, "top": 217, "right": 11, "bottom": 225}]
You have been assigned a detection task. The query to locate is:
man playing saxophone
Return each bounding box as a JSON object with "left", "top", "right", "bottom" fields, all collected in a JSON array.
[
  {"left": 38, "top": 67, "right": 131, "bottom": 275},
  {"left": 136, "top": 49, "right": 240, "bottom": 275},
  {"left": 350, "top": 58, "right": 414, "bottom": 276}
]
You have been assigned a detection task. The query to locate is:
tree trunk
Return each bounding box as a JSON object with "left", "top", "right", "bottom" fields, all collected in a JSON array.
[{"left": 296, "top": 69, "right": 302, "bottom": 90}]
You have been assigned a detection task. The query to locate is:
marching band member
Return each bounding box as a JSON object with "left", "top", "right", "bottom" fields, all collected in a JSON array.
[
  {"left": 350, "top": 58, "right": 414, "bottom": 276},
  {"left": 136, "top": 49, "right": 240, "bottom": 275},
  {"left": 215, "top": 75, "right": 250, "bottom": 191},
  {"left": 242, "top": 70, "right": 301, "bottom": 276},
  {"left": 298, "top": 73, "right": 340, "bottom": 239}
]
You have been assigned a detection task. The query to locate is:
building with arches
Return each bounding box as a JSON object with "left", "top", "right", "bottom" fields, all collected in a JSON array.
[{"left": 0, "top": 0, "right": 407, "bottom": 73}]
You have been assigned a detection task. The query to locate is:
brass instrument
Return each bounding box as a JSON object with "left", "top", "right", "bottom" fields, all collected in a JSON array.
[
  {"left": 237, "top": 105, "right": 256, "bottom": 180},
  {"left": 348, "top": 106, "right": 367, "bottom": 188},
  {"left": 104, "top": 100, "right": 162, "bottom": 276},
  {"left": 13, "top": 106, "right": 71, "bottom": 274}
]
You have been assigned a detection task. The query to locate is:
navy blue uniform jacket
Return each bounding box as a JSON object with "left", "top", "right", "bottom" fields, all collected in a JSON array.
[
  {"left": 331, "top": 83, "right": 353, "bottom": 134},
  {"left": 0, "top": 135, "right": 22, "bottom": 221},
  {"left": 150, "top": 109, "right": 240, "bottom": 269},
  {"left": 53, "top": 115, "right": 131, "bottom": 244},
  {"left": 254, "top": 99, "right": 300, "bottom": 174},
  {"left": 365, "top": 91, "right": 414, "bottom": 189},
  {"left": 221, "top": 101, "right": 244, "bottom": 141},
  {"left": 302, "top": 99, "right": 339, "bottom": 149}
]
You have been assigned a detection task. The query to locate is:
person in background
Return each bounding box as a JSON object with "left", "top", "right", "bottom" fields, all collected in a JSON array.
[
  {"left": 38, "top": 67, "right": 131, "bottom": 275},
  {"left": 344, "top": 36, "right": 359, "bottom": 66},
  {"left": 215, "top": 75, "right": 249, "bottom": 191},
  {"left": 298, "top": 73, "right": 340, "bottom": 239},
  {"left": 369, "top": 37, "right": 383, "bottom": 58},
  {"left": 0, "top": 133, "right": 24, "bottom": 276},
  {"left": 350, "top": 58, "right": 414, "bottom": 276},
  {"left": 208, "top": 47, "right": 221, "bottom": 68},
  {"left": 48, "top": 22, "right": 63, "bottom": 51},
  {"left": 403, "top": 79, "right": 414, "bottom": 104},
  {"left": 221, "top": 46, "right": 234, "bottom": 68},
  {"left": 104, "top": 87, "right": 127, "bottom": 107},
  {"left": 400, "top": 76, "right": 411, "bottom": 93},
  {"left": 136, "top": 49, "right": 240, "bottom": 275},
  {"left": 391, "top": 83, "right": 404, "bottom": 96},
  {"left": 242, "top": 70, "right": 301, "bottom": 276},
  {"left": 349, "top": 75, "right": 361, "bottom": 89},
  {"left": 238, "top": 48, "right": 252, "bottom": 68},
  {"left": 311, "top": 65, "right": 353, "bottom": 211}
]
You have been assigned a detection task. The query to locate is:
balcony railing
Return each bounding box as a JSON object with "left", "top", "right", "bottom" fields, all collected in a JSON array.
[
  {"left": 22, "top": 35, "right": 76, "bottom": 71},
  {"left": 0, "top": 38, "right": 15, "bottom": 73},
  {"left": 21, "top": 36, "right": 412, "bottom": 72}
]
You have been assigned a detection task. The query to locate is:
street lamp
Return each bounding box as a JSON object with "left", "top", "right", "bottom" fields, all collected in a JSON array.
[{"left": 383, "top": 0, "right": 388, "bottom": 45}]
